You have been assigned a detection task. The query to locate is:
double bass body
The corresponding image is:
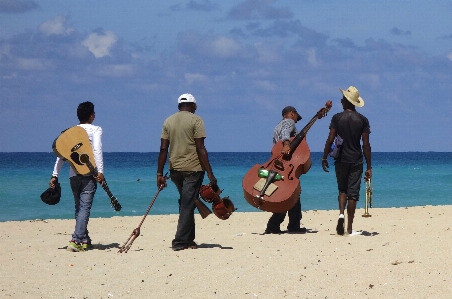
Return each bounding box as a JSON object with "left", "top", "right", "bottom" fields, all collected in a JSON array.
[{"left": 242, "top": 138, "right": 312, "bottom": 213}]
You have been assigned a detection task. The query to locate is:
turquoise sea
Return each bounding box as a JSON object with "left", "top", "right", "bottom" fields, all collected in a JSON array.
[{"left": 1, "top": 152, "right": 451, "bottom": 222}]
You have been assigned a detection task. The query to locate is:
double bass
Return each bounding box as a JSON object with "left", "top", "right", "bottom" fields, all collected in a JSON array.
[{"left": 242, "top": 101, "right": 332, "bottom": 213}]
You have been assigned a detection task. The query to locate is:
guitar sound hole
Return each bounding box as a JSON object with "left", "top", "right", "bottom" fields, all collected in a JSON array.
[{"left": 80, "top": 154, "right": 89, "bottom": 164}]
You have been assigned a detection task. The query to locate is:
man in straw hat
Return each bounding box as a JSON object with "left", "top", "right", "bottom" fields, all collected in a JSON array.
[{"left": 321, "top": 86, "right": 372, "bottom": 236}]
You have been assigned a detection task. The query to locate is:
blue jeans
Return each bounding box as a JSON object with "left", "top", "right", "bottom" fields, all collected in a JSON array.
[
  {"left": 70, "top": 176, "right": 97, "bottom": 244},
  {"left": 170, "top": 170, "right": 205, "bottom": 249}
]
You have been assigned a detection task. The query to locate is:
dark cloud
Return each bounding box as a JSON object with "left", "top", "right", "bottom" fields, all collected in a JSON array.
[
  {"left": 228, "top": 0, "right": 293, "bottom": 20},
  {"left": 0, "top": 0, "right": 38, "bottom": 13},
  {"left": 390, "top": 27, "right": 412, "bottom": 36},
  {"left": 187, "top": 0, "right": 220, "bottom": 12},
  {"left": 170, "top": 0, "right": 219, "bottom": 12},
  {"left": 251, "top": 20, "right": 328, "bottom": 47}
]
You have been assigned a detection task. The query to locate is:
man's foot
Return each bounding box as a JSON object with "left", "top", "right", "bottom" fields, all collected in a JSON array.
[
  {"left": 81, "top": 242, "right": 93, "bottom": 250},
  {"left": 348, "top": 230, "right": 362, "bottom": 237},
  {"left": 264, "top": 228, "right": 285, "bottom": 234},
  {"left": 287, "top": 227, "right": 307, "bottom": 234},
  {"left": 172, "top": 242, "right": 197, "bottom": 251},
  {"left": 336, "top": 214, "right": 345, "bottom": 235},
  {"left": 67, "top": 241, "right": 85, "bottom": 252}
]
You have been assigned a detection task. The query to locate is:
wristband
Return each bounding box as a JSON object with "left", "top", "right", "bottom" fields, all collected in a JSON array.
[{"left": 157, "top": 173, "right": 163, "bottom": 176}]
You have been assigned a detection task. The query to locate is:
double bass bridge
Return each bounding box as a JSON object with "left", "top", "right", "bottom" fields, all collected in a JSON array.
[{"left": 274, "top": 159, "right": 284, "bottom": 171}]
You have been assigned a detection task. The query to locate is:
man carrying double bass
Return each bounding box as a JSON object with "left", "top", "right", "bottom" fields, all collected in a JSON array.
[{"left": 264, "top": 106, "right": 307, "bottom": 234}]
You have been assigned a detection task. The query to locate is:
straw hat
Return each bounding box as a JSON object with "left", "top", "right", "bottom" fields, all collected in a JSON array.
[{"left": 339, "top": 86, "right": 364, "bottom": 107}]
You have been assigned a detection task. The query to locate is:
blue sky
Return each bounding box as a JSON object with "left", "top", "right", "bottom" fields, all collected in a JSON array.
[{"left": 1, "top": 0, "right": 451, "bottom": 152}]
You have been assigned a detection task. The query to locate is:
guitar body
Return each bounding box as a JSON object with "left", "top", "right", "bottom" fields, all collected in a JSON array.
[
  {"left": 52, "top": 126, "right": 96, "bottom": 175},
  {"left": 52, "top": 126, "right": 122, "bottom": 212}
]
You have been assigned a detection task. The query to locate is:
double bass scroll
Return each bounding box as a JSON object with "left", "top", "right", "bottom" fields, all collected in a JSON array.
[{"left": 242, "top": 101, "right": 332, "bottom": 213}]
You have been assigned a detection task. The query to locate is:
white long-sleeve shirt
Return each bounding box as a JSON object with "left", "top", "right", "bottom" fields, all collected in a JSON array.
[{"left": 52, "top": 124, "right": 104, "bottom": 178}]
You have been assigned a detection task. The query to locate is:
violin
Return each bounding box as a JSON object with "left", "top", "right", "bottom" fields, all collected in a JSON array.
[{"left": 242, "top": 101, "right": 332, "bottom": 213}]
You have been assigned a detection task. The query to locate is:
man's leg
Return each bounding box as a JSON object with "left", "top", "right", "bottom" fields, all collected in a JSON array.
[
  {"left": 171, "top": 171, "right": 204, "bottom": 250},
  {"left": 335, "top": 162, "right": 350, "bottom": 235},
  {"left": 72, "top": 177, "right": 96, "bottom": 243},
  {"left": 346, "top": 162, "right": 363, "bottom": 234},
  {"left": 287, "top": 197, "right": 303, "bottom": 232},
  {"left": 346, "top": 199, "right": 357, "bottom": 234},
  {"left": 266, "top": 212, "right": 286, "bottom": 233},
  {"left": 336, "top": 193, "right": 347, "bottom": 235}
]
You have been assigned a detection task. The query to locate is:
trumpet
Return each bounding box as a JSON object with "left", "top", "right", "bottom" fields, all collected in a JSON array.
[{"left": 362, "top": 179, "right": 372, "bottom": 218}]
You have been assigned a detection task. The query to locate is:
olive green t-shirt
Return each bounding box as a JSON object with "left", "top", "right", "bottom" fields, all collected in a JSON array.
[{"left": 161, "top": 111, "right": 206, "bottom": 171}]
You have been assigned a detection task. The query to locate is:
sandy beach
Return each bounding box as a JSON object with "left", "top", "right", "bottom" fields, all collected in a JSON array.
[{"left": 1, "top": 205, "right": 451, "bottom": 298}]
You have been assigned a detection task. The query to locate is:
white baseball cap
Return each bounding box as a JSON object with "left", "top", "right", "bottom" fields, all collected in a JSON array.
[{"left": 177, "top": 93, "right": 196, "bottom": 104}]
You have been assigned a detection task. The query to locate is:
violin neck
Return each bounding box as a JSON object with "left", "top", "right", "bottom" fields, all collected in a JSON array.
[{"left": 290, "top": 115, "right": 318, "bottom": 151}]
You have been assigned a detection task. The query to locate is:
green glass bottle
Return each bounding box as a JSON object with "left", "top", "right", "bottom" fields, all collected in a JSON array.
[{"left": 257, "top": 169, "right": 284, "bottom": 180}]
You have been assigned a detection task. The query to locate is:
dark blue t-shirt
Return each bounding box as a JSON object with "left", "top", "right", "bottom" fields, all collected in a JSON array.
[{"left": 329, "top": 110, "right": 370, "bottom": 164}]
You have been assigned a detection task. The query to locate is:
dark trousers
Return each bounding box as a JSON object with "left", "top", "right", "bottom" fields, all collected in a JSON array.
[
  {"left": 266, "top": 197, "right": 302, "bottom": 231},
  {"left": 170, "top": 170, "right": 205, "bottom": 249}
]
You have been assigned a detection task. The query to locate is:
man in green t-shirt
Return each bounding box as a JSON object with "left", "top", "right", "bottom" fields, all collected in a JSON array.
[{"left": 157, "top": 93, "right": 217, "bottom": 251}]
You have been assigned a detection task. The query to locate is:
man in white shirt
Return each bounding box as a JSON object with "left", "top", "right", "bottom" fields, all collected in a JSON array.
[{"left": 49, "top": 101, "right": 105, "bottom": 252}]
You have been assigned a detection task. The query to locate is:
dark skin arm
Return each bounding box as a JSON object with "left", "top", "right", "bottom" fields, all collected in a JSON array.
[
  {"left": 321, "top": 128, "right": 336, "bottom": 173},
  {"left": 157, "top": 138, "right": 169, "bottom": 188},
  {"left": 195, "top": 137, "right": 217, "bottom": 186},
  {"left": 156, "top": 138, "right": 217, "bottom": 187},
  {"left": 361, "top": 133, "right": 372, "bottom": 181}
]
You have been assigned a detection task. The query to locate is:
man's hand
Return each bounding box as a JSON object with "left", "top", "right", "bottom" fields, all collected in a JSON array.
[
  {"left": 364, "top": 169, "right": 372, "bottom": 181},
  {"left": 281, "top": 141, "right": 291, "bottom": 155},
  {"left": 157, "top": 175, "right": 167, "bottom": 188},
  {"left": 49, "top": 177, "right": 57, "bottom": 188},
  {"left": 207, "top": 172, "right": 217, "bottom": 188},
  {"left": 95, "top": 173, "right": 105, "bottom": 186},
  {"left": 322, "top": 159, "right": 329, "bottom": 173}
]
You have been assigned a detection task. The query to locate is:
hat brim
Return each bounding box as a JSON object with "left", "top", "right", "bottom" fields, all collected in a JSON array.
[
  {"left": 340, "top": 88, "right": 365, "bottom": 107},
  {"left": 40, "top": 183, "right": 61, "bottom": 205}
]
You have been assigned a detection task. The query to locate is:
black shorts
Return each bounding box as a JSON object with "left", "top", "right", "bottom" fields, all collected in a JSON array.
[{"left": 334, "top": 162, "right": 363, "bottom": 200}]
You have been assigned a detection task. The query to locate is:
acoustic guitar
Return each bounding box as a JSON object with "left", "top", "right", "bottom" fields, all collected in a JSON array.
[{"left": 52, "top": 126, "right": 122, "bottom": 211}]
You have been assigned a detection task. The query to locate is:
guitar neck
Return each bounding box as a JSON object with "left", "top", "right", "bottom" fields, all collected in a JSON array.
[{"left": 82, "top": 156, "right": 112, "bottom": 196}]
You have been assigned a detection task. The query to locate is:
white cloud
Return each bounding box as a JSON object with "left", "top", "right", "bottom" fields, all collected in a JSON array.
[
  {"left": 207, "top": 36, "right": 241, "bottom": 58},
  {"left": 447, "top": 51, "right": 452, "bottom": 61},
  {"left": 253, "top": 80, "right": 277, "bottom": 91},
  {"left": 95, "top": 64, "right": 135, "bottom": 77},
  {"left": 82, "top": 31, "right": 118, "bottom": 58},
  {"left": 306, "top": 48, "right": 318, "bottom": 66},
  {"left": 39, "top": 15, "right": 74, "bottom": 36},
  {"left": 184, "top": 73, "right": 207, "bottom": 84},
  {"left": 17, "top": 58, "right": 45, "bottom": 70}
]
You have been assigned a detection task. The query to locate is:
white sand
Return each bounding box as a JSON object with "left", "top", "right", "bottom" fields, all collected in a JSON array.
[{"left": 1, "top": 206, "right": 451, "bottom": 298}]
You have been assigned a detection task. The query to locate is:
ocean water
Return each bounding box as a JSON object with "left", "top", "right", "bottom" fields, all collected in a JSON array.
[{"left": 0, "top": 152, "right": 451, "bottom": 222}]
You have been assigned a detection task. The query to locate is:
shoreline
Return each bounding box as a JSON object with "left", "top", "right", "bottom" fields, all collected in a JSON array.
[
  {"left": 1, "top": 206, "right": 451, "bottom": 298},
  {"left": 2, "top": 203, "right": 452, "bottom": 223}
]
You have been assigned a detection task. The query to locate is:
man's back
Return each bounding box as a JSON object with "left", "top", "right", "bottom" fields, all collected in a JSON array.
[
  {"left": 331, "top": 110, "right": 370, "bottom": 164},
  {"left": 161, "top": 111, "right": 206, "bottom": 171}
]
